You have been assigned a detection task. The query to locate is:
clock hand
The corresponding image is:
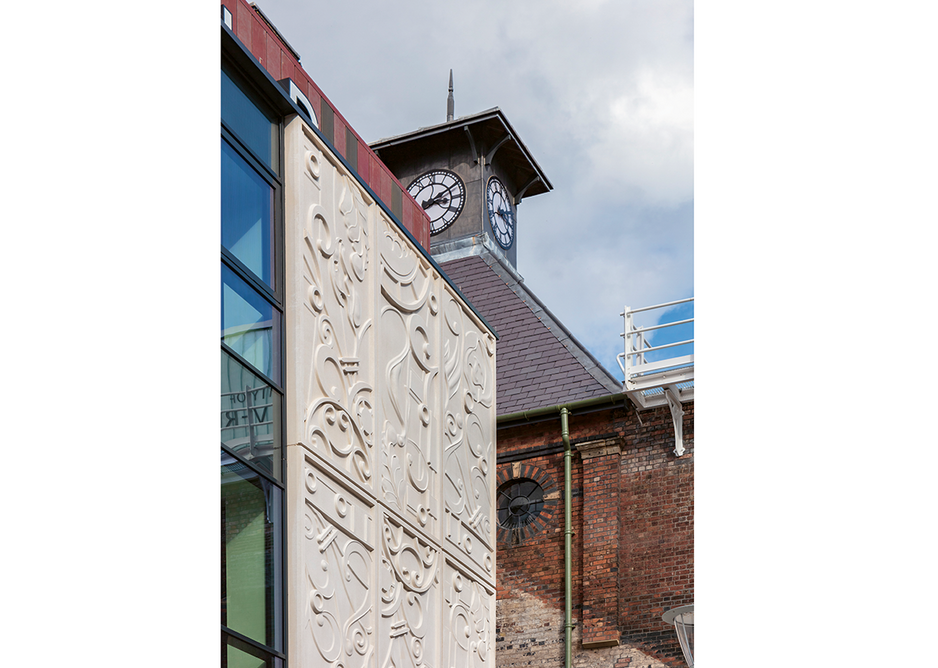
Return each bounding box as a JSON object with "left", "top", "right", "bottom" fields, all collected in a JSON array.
[{"left": 422, "top": 193, "right": 450, "bottom": 209}]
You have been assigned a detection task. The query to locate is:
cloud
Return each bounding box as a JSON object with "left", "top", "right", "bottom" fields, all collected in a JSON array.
[{"left": 586, "top": 71, "right": 694, "bottom": 207}]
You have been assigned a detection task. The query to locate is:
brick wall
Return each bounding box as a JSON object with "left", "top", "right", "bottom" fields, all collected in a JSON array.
[
  {"left": 578, "top": 438, "right": 622, "bottom": 648},
  {"left": 495, "top": 401, "right": 693, "bottom": 667}
]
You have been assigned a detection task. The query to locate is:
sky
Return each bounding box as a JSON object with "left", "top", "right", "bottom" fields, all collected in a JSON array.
[{"left": 253, "top": 0, "right": 694, "bottom": 378}]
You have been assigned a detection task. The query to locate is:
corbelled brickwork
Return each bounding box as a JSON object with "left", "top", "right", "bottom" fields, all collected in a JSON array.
[{"left": 495, "top": 401, "right": 693, "bottom": 667}]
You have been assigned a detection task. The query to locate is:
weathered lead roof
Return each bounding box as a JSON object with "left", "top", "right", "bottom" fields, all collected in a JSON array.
[
  {"left": 370, "top": 108, "right": 552, "bottom": 199},
  {"left": 439, "top": 253, "right": 622, "bottom": 416}
]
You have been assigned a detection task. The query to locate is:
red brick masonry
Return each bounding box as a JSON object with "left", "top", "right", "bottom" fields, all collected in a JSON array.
[{"left": 496, "top": 402, "right": 693, "bottom": 667}]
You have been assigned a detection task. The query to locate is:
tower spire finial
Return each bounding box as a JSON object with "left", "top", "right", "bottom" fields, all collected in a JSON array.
[{"left": 446, "top": 69, "right": 454, "bottom": 122}]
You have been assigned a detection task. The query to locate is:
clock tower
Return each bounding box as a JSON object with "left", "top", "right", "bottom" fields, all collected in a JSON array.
[{"left": 370, "top": 72, "right": 551, "bottom": 270}]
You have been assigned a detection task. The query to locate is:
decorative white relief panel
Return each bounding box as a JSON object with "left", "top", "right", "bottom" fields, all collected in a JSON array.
[
  {"left": 442, "top": 559, "right": 494, "bottom": 668},
  {"left": 292, "top": 451, "right": 375, "bottom": 668},
  {"left": 377, "top": 217, "right": 441, "bottom": 537},
  {"left": 440, "top": 286, "right": 495, "bottom": 580},
  {"left": 284, "top": 116, "right": 496, "bottom": 668},
  {"left": 378, "top": 512, "right": 438, "bottom": 668}
]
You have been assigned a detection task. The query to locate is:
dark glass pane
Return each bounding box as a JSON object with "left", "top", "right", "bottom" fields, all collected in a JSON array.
[
  {"left": 222, "top": 140, "right": 273, "bottom": 287},
  {"left": 221, "top": 63, "right": 279, "bottom": 173},
  {"left": 221, "top": 264, "right": 280, "bottom": 384},
  {"left": 221, "top": 451, "right": 282, "bottom": 649},
  {"left": 222, "top": 349, "right": 282, "bottom": 481}
]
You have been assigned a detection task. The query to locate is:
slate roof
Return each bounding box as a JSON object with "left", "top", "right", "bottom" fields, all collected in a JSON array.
[{"left": 440, "top": 253, "right": 622, "bottom": 416}]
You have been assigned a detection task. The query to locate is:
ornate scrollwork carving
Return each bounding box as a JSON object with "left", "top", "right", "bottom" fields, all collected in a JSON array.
[
  {"left": 377, "top": 264, "right": 439, "bottom": 529},
  {"left": 304, "top": 503, "right": 374, "bottom": 668},
  {"left": 441, "top": 294, "right": 495, "bottom": 562},
  {"left": 379, "top": 219, "right": 433, "bottom": 315},
  {"left": 443, "top": 564, "right": 492, "bottom": 667},
  {"left": 288, "top": 124, "right": 497, "bottom": 668},
  {"left": 379, "top": 516, "right": 438, "bottom": 668},
  {"left": 302, "top": 175, "right": 374, "bottom": 487},
  {"left": 306, "top": 395, "right": 373, "bottom": 483}
]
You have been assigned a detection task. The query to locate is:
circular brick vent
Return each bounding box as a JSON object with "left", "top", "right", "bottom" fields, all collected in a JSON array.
[
  {"left": 496, "top": 465, "right": 558, "bottom": 546},
  {"left": 497, "top": 478, "right": 545, "bottom": 530}
]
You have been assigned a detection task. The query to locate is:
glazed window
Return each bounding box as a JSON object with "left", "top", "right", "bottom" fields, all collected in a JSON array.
[
  {"left": 221, "top": 349, "right": 282, "bottom": 482},
  {"left": 221, "top": 451, "right": 283, "bottom": 649},
  {"left": 221, "top": 263, "right": 281, "bottom": 385},
  {"left": 221, "top": 51, "right": 285, "bottom": 666},
  {"left": 222, "top": 61, "right": 280, "bottom": 174},
  {"left": 222, "top": 138, "right": 274, "bottom": 288}
]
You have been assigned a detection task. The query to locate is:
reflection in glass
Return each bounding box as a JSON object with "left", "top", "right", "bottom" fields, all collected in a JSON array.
[
  {"left": 222, "top": 140, "right": 273, "bottom": 287},
  {"left": 221, "top": 349, "right": 281, "bottom": 481},
  {"left": 221, "top": 451, "right": 282, "bottom": 650},
  {"left": 225, "top": 642, "right": 266, "bottom": 668},
  {"left": 221, "top": 63, "right": 279, "bottom": 173},
  {"left": 221, "top": 264, "right": 280, "bottom": 384}
]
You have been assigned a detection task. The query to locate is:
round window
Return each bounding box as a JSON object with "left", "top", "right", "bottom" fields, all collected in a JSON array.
[{"left": 497, "top": 478, "right": 545, "bottom": 530}]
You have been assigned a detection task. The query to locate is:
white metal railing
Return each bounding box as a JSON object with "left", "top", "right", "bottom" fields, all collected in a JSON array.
[{"left": 617, "top": 297, "right": 694, "bottom": 393}]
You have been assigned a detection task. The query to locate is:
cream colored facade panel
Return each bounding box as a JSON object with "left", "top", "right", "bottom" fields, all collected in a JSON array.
[
  {"left": 442, "top": 558, "right": 495, "bottom": 668},
  {"left": 439, "top": 284, "right": 496, "bottom": 581},
  {"left": 288, "top": 447, "right": 376, "bottom": 668},
  {"left": 376, "top": 213, "right": 442, "bottom": 538},
  {"left": 285, "top": 118, "right": 376, "bottom": 492},
  {"left": 284, "top": 115, "right": 496, "bottom": 668}
]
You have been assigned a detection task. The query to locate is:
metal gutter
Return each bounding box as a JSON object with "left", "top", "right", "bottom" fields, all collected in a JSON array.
[{"left": 496, "top": 392, "right": 627, "bottom": 428}]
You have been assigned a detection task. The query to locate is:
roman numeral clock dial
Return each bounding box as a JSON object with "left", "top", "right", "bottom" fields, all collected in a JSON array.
[
  {"left": 486, "top": 176, "right": 514, "bottom": 249},
  {"left": 406, "top": 169, "right": 466, "bottom": 234}
]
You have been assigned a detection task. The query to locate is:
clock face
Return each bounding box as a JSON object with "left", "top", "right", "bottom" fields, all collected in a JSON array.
[
  {"left": 486, "top": 176, "right": 514, "bottom": 249},
  {"left": 406, "top": 169, "right": 466, "bottom": 234}
]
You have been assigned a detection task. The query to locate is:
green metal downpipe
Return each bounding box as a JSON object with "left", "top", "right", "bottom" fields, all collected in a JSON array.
[
  {"left": 561, "top": 407, "right": 573, "bottom": 668},
  {"left": 496, "top": 393, "right": 628, "bottom": 668}
]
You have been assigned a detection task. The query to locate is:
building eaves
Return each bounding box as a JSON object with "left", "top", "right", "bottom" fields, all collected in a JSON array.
[{"left": 370, "top": 108, "right": 552, "bottom": 200}]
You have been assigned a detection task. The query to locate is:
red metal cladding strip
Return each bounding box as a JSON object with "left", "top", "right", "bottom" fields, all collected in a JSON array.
[
  {"left": 235, "top": 1, "right": 251, "bottom": 48},
  {"left": 357, "top": 142, "right": 371, "bottom": 184},
  {"left": 265, "top": 34, "right": 281, "bottom": 80},
  {"left": 334, "top": 122, "right": 346, "bottom": 158},
  {"left": 250, "top": 13, "right": 266, "bottom": 65}
]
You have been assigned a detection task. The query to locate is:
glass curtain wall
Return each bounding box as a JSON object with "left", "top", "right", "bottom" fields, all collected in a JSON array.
[{"left": 221, "top": 56, "right": 285, "bottom": 668}]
